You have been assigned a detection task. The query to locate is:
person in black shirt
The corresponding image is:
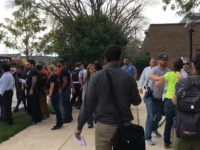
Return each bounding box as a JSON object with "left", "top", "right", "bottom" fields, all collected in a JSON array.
[
  {"left": 26, "top": 60, "right": 42, "bottom": 124},
  {"left": 57, "top": 60, "right": 73, "bottom": 123},
  {"left": 36, "top": 64, "right": 49, "bottom": 119},
  {"left": 47, "top": 65, "right": 62, "bottom": 130}
]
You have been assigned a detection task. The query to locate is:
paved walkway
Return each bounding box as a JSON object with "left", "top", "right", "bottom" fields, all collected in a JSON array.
[{"left": 0, "top": 95, "right": 169, "bottom": 150}]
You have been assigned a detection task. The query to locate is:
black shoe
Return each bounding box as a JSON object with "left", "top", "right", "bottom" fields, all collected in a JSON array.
[
  {"left": 88, "top": 125, "right": 93, "bottom": 128},
  {"left": 51, "top": 125, "right": 62, "bottom": 130},
  {"left": 14, "top": 108, "right": 19, "bottom": 112},
  {"left": 63, "top": 120, "right": 72, "bottom": 124}
]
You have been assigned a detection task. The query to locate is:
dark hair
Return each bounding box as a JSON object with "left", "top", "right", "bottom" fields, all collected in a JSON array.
[
  {"left": 28, "top": 59, "right": 35, "bottom": 66},
  {"left": 18, "top": 65, "right": 25, "bottom": 70},
  {"left": 36, "top": 64, "right": 43, "bottom": 71},
  {"left": 1, "top": 63, "right": 10, "bottom": 72},
  {"left": 58, "top": 59, "right": 65, "bottom": 66},
  {"left": 94, "top": 61, "right": 102, "bottom": 71},
  {"left": 192, "top": 52, "right": 200, "bottom": 73},
  {"left": 105, "top": 45, "right": 121, "bottom": 62},
  {"left": 173, "top": 58, "right": 183, "bottom": 71}
]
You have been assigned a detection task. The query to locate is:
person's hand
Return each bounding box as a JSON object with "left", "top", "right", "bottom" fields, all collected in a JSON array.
[
  {"left": 139, "top": 88, "right": 143, "bottom": 94},
  {"left": 29, "top": 89, "right": 33, "bottom": 95},
  {"left": 46, "top": 96, "right": 51, "bottom": 104},
  {"left": 74, "top": 130, "right": 82, "bottom": 141},
  {"left": 72, "top": 87, "right": 76, "bottom": 95}
]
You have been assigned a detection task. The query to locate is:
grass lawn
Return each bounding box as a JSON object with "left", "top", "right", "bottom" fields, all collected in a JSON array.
[
  {"left": 0, "top": 110, "right": 32, "bottom": 143},
  {"left": 0, "top": 104, "right": 53, "bottom": 143}
]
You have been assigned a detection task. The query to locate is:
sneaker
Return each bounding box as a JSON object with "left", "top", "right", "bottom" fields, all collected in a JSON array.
[
  {"left": 152, "top": 131, "right": 162, "bottom": 137},
  {"left": 145, "top": 139, "right": 155, "bottom": 145}
]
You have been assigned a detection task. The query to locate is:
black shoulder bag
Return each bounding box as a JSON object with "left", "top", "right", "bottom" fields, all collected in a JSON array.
[{"left": 105, "top": 70, "right": 145, "bottom": 150}]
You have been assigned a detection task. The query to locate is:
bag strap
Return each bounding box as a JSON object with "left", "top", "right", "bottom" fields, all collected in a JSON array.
[{"left": 105, "top": 70, "right": 123, "bottom": 127}]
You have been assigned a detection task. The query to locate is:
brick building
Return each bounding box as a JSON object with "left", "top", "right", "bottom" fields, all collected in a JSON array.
[{"left": 141, "top": 23, "right": 200, "bottom": 68}]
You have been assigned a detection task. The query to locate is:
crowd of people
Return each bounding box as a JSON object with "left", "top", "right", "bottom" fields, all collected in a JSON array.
[{"left": 0, "top": 44, "right": 200, "bottom": 150}]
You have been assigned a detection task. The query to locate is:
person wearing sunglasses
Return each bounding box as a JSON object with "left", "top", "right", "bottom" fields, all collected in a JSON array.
[{"left": 181, "top": 58, "right": 191, "bottom": 78}]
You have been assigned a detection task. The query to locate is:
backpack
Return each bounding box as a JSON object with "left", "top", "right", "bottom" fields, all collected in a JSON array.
[
  {"left": 176, "top": 77, "right": 200, "bottom": 139},
  {"left": 71, "top": 68, "right": 80, "bottom": 82}
]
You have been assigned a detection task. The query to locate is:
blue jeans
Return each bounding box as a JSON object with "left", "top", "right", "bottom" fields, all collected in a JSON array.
[
  {"left": 51, "top": 93, "right": 62, "bottom": 127},
  {"left": 164, "top": 98, "right": 175, "bottom": 144},
  {"left": 87, "top": 115, "right": 94, "bottom": 127},
  {"left": 144, "top": 96, "right": 163, "bottom": 140}
]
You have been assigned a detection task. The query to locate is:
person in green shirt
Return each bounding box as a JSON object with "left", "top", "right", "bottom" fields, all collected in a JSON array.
[{"left": 155, "top": 58, "right": 183, "bottom": 149}]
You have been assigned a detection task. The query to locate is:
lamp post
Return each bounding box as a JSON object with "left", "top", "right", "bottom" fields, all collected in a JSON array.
[{"left": 185, "top": 21, "right": 196, "bottom": 61}]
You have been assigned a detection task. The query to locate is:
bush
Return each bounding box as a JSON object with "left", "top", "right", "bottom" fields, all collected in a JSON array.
[{"left": 132, "top": 54, "right": 151, "bottom": 79}]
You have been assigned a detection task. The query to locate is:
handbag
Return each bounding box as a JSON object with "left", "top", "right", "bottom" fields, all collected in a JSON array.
[{"left": 105, "top": 70, "right": 145, "bottom": 150}]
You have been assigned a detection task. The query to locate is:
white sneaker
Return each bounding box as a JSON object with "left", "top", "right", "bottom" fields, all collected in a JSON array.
[
  {"left": 146, "top": 139, "right": 155, "bottom": 145},
  {"left": 152, "top": 131, "right": 162, "bottom": 137}
]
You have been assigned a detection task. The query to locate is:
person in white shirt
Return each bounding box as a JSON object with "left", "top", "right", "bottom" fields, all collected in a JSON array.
[
  {"left": 139, "top": 58, "right": 156, "bottom": 94},
  {"left": 181, "top": 58, "right": 191, "bottom": 78},
  {"left": 0, "top": 63, "right": 15, "bottom": 125}
]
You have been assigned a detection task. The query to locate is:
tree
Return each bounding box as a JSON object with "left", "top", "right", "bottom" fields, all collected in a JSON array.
[
  {"left": 34, "top": 0, "right": 148, "bottom": 67},
  {"left": 162, "top": 0, "right": 200, "bottom": 15},
  {"left": 41, "top": 14, "right": 128, "bottom": 68},
  {"left": 0, "top": 0, "right": 47, "bottom": 60}
]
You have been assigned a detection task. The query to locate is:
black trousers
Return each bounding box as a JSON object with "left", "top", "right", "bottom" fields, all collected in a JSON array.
[
  {"left": 3, "top": 90, "right": 13, "bottom": 124},
  {"left": 71, "top": 83, "right": 82, "bottom": 106},
  {"left": 28, "top": 91, "right": 41, "bottom": 123}
]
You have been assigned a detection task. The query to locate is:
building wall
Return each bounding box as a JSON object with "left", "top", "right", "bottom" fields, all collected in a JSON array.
[{"left": 142, "top": 23, "right": 200, "bottom": 68}]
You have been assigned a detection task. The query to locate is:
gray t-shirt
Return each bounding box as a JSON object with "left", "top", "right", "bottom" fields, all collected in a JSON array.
[{"left": 150, "top": 66, "right": 170, "bottom": 99}]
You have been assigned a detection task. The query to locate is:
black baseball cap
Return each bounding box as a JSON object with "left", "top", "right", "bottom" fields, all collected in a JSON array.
[{"left": 157, "top": 54, "right": 168, "bottom": 60}]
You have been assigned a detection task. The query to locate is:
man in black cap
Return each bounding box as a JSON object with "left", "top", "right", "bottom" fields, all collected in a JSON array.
[{"left": 144, "top": 54, "right": 170, "bottom": 145}]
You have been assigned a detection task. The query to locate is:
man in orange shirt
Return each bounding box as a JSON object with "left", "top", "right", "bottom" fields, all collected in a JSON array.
[{"left": 39, "top": 61, "right": 49, "bottom": 77}]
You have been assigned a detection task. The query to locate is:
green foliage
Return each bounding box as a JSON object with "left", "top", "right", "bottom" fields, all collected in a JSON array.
[
  {"left": 46, "top": 14, "right": 128, "bottom": 69},
  {"left": 162, "top": 0, "right": 200, "bottom": 15},
  {"left": 123, "top": 40, "right": 150, "bottom": 78},
  {"left": 132, "top": 55, "right": 151, "bottom": 78},
  {"left": 0, "top": 0, "right": 47, "bottom": 59},
  {"left": 0, "top": 110, "right": 31, "bottom": 143}
]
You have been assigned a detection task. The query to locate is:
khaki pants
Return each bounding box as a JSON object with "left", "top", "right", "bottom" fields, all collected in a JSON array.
[
  {"left": 173, "top": 132, "right": 200, "bottom": 150},
  {"left": 95, "top": 122, "right": 117, "bottom": 150}
]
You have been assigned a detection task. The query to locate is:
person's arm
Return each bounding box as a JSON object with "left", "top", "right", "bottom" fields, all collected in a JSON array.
[
  {"left": 134, "top": 72, "right": 137, "bottom": 80},
  {"left": 78, "top": 72, "right": 83, "bottom": 89},
  {"left": 138, "top": 68, "right": 146, "bottom": 94},
  {"left": 49, "top": 82, "right": 54, "bottom": 97},
  {"left": 155, "top": 76, "right": 165, "bottom": 87},
  {"left": 75, "top": 75, "right": 97, "bottom": 137},
  {"left": 172, "top": 94, "right": 177, "bottom": 105},
  {"left": 61, "top": 76, "right": 67, "bottom": 91},
  {"left": 29, "top": 76, "right": 37, "bottom": 95},
  {"left": 149, "top": 71, "right": 161, "bottom": 81},
  {"left": 70, "top": 75, "right": 75, "bottom": 94},
  {"left": 130, "top": 77, "right": 141, "bottom": 106}
]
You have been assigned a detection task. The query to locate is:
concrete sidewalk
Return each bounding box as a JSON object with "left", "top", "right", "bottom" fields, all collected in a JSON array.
[{"left": 0, "top": 100, "right": 168, "bottom": 150}]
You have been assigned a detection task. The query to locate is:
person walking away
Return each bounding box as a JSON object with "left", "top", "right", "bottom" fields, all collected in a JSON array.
[
  {"left": 155, "top": 59, "right": 183, "bottom": 149},
  {"left": 121, "top": 58, "right": 137, "bottom": 80},
  {"left": 172, "top": 52, "right": 200, "bottom": 150},
  {"left": 0, "top": 63, "right": 15, "bottom": 125},
  {"left": 82, "top": 64, "right": 97, "bottom": 128},
  {"left": 74, "top": 45, "right": 141, "bottom": 150},
  {"left": 57, "top": 60, "right": 73, "bottom": 123},
  {"left": 26, "top": 60, "right": 42, "bottom": 124},
  {"left": 146, "top": 54, "right": 170, "bottom": 145},
  {"left": 36, "top": 64, "right": 49, "bottom": 119},
  {"left": 47, "top": 65, "right": 63, "bottom": 130},
  {"left": 71, "top": 62, "right": 82, "bottom": 107}
]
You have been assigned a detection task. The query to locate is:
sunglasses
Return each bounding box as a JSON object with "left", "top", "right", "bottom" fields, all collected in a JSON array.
[{"left": 183, "top": 63, "right": 190, "bottom": 65}]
